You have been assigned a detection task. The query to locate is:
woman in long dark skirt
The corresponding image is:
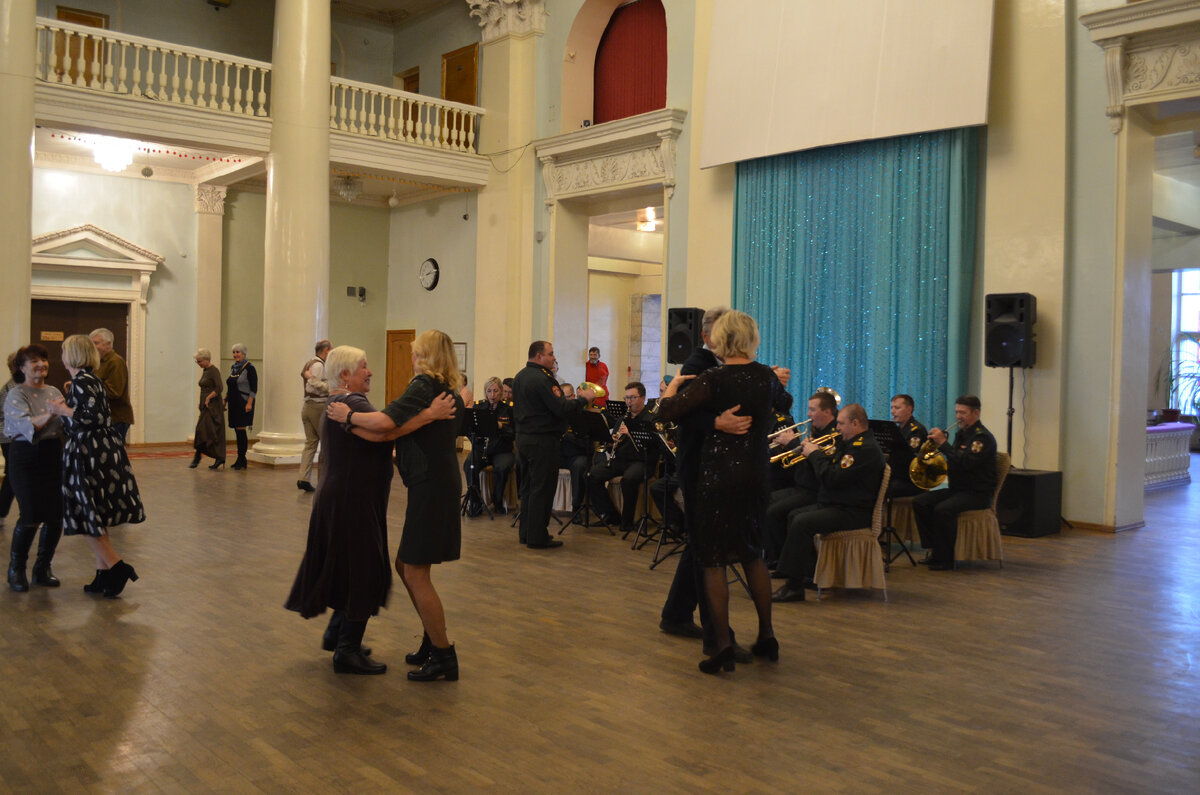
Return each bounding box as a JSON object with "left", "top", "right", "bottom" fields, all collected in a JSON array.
[
  {"left": 327, "top": 329, "right": 464, "bottom": 682},
  {"left": 190, "top": 349, "right": 225, "bottom": 470},
  {"left": 286, "top": 345, "right": 456, "bottom": 675}
]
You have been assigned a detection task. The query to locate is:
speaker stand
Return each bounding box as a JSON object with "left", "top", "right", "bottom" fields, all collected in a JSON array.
[{"left": 1006, "top": 365, "right": 1015, "bottom": 457}]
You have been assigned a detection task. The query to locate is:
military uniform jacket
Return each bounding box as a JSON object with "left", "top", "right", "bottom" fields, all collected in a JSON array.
[
  {"left": 890, "top": 417, "right": 928, "bottom": 485},
  {"left": 809, "top": 430, "right": 885, "bottom": 510},
  {"left": 612, "top": 408, "right": 660, "bottom": 470},
  {"left": 473, "top": 399, "right": 514, "bottom": 456},
  {"left": 940, "top": 421, "right": 997, "bottom": 495},
  {"left": 791, "top": 419, "right": 837, "bottom": 491},
  {"left": 512, "top": 362, "right": 586, "bottom": 437}
]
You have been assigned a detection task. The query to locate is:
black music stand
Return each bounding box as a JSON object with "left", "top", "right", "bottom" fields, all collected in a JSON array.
[
  {"left": 625, "top": 422, "right": 661, "bottom": 548},
  {"left": 461, "top": 408, "right": 500, "bottom": 520},
  {"left": 560, "top": 410, "right": 617, "bottom": 535},
  {"left": 869, "top": 419, "right": 917, "bottom": 570},
  {"left": 602, "top": 400, "right": 627, "bottom": 429},
  {"left": 648, "top": 440, "right": 685, "bottom": 568}
]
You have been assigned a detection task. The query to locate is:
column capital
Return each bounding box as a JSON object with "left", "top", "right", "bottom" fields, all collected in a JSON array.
[
  {"left": 194, "top": 184, "right": 228, "bottom": 215},
  {"left": 467, "top": 0, "right": 546, "bottom": 44}
]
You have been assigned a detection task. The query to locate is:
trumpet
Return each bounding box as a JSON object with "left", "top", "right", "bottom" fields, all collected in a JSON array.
[
  {"left": 769, "top": 431, "right": 840, "bottom": 468},
  {"left": 768, "top": 419, "right": 811, "bottom": 444}
]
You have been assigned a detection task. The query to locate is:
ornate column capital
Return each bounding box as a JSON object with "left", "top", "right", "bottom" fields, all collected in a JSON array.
[
  {"left": 467, "top": 0, "right": 546, "bottom": 44},
  {"left": 194, "top": 184, "right": 228, "bottom": 215}
]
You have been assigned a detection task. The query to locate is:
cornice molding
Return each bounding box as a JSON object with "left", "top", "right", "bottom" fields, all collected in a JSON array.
[
  {"left": 467, "top": 0, "right": 546, "bottom": 44},
  {"left": 32, "top": 223, "right": 164, "bottom": 266},
  {"left": 534, "top": 108, "right": 686, "bottom": 203}
]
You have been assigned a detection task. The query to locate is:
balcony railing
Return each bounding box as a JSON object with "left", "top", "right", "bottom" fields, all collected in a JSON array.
[{"left": 34, "top": 18, "right": 484, "bottom": 153}]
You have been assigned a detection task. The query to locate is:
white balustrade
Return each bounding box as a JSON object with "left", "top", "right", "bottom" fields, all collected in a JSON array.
[
  {"left": 330, "top": 76, "right": 484, "bottom": 153},
  {"left": 1144, "top": 422, "right": 1195, "bottom": 490}
]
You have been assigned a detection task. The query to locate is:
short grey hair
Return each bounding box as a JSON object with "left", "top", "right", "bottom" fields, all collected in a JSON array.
[
  {"left": 325, "top": 345, "right": 366, "bottom": 390},
  {"left": 701, "top": 306, "right": 729, "bottom": 337},
  {"left": 232, "top": 343, "right": 248, "bottom": 356},
  {"left": 89, "top": 328, "right": 114, "bottom": 345},
  {"left": 315, "top": 339, "right": 332, "bottom": 355},
  {"left": 194, "top": 348, "right": 212, "bottom": 362}
]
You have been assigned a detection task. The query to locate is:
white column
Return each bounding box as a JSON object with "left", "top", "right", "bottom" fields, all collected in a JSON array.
[
  {"left": 0, "top": 0, "right": 36, "bottom": 354},
  {"left": 251, "top": 0, "right": 331, "bottom": 465},
  {"left": 193, "top": 185, "right": 226, "bottom": 448}
]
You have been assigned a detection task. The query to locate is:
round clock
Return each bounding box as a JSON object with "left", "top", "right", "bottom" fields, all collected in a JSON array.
[{"left": 419, "top": 258, "right": 440, "bottom": 291}]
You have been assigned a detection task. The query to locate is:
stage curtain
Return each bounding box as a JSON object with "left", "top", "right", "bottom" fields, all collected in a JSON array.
[
  {"left": 733, "top": 128, "right": 979, "bottom": 422},
  {"left": 593, "top": 0, "right": 667, "bottom": 125}
]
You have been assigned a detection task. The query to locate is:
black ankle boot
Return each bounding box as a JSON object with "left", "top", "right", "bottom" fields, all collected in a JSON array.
[
  {"left": 83, "top": 569, "right": 108, "bottom": 594},
  {"left": 102, "top": 560, "right": 139, "bottom": 598},
  {"left": 405, "top": 633, "right": 433, "bottom": 665},
  {"left": 31, "top": 524, "right": 62, "bottom": 587},
  {"left": 189, "top": 451, "right": 202, "bottom": 468},
  {"left": 7, "top": 524, "right": 36, "bottom": 592},
  {"left": 231, "top": 456, "right": 247, "bottom": 470},
  {"left": 407, "top": 644, "right": 458, "bottom": 681},
  {"left": 208, "top": 460, "right": 224, "bottom": 470}
]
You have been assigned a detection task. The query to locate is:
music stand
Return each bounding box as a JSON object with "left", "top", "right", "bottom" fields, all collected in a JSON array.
[
  {"left": 869, "top": 419, "right": 917, "bottom": 569},
  {"left": 626, "top": 423, "right": 664, "bottom": 549},
  {"left": 602, "top": 400, "right": 627, "bottom": 428},
  {"left": 459, "top": 408, "right": 501, "bottom": 520},
  {"left": 560, "top": 410, "right": 617, "bottom": 535}
]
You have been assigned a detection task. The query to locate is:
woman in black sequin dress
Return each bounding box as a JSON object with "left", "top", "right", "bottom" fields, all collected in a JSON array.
[{"left": 655, "top": 311, "right": 792, "bottom": 674}]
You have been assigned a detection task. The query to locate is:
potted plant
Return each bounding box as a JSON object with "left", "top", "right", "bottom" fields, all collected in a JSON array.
[{"left": 1157, "top": 344, "right": 1200, "bottom": 424}]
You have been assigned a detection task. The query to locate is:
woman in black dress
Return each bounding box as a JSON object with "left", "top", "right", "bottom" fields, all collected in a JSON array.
[
  {"left": 47, "top": 335, "right": 145, "bottom": 597},
  {"left": 190, "top": 349, "right": 225, "bottom": 470},
  {"left": 328, "top": 329, "right": 464, "bottom": 682},
  {"left": 225, "top": 343, "right": 257, "bottom": 470},
  {"left": 655, "top": 310, "right": 792, "bottom": 674}
]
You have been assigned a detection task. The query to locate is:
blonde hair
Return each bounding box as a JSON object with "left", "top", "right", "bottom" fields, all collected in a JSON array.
[
  {"left": 194, "top": 348, "right": 212, "bottom": 363},
  {"left": 412, "top": 329, "right": 462, "bottom": 392},
  {"left": 710, "top": 310, "right": 759, "bottom": 360},
  {"left": 325, "top": 346, "right": 366, "bottom": 390},
  {"left": 62, "top": 334, "right": 100, "bottom": 370},
  {"left": 483, "top": 376, "right": 503, "bottom": 397}
]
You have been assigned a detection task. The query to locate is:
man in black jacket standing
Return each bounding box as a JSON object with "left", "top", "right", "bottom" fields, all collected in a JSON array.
[{"left": 513, "top": 341, "right": 596, "bottom": 549}]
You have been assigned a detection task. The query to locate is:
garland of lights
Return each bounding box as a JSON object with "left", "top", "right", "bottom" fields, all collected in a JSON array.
[{"left": 50, "top": 133, "right": 245, "bottom": 164}]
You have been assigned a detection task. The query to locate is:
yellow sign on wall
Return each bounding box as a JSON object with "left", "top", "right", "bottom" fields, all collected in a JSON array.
[{"left": 40, "top": 331, "right": 64, "bottom": 342}]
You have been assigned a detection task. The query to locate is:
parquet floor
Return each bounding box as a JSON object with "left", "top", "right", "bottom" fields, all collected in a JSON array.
[{"left": 1, "top": 452, "right": 1198, "bottom": 792}]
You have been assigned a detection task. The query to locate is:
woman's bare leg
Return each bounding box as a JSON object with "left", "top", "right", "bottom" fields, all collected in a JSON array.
[
  {"left": 399, "top": 562, "right": 449, "bottom": 647},
  {"left": 84, "top": 534, "right": 120, "bottom": 569}
]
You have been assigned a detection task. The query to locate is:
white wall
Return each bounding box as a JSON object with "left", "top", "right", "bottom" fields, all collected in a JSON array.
[
  {"left": 587, "top": 270, "right": 635, "bottom": 390},
  {"left": 32, "top": 167, "right": 198, "bottom": 442},
  {"left": 391, "top": 2, "right": 481, "bottom": 96},
  {"left": 333, "top": 15, "right": 396, "bottom": 86}
]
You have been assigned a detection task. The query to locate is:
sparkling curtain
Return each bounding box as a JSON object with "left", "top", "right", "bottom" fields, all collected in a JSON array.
[{"left": 733, "top": 128, "right": 979, "bottom": 422}]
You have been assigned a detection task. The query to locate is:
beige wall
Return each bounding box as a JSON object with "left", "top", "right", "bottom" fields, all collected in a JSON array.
[
  {"left": 587, "top": 270, "right": 635, "bottom": 391},
  {"left": 1149, "top": 270, "right": 1174, "bottom": 408}
]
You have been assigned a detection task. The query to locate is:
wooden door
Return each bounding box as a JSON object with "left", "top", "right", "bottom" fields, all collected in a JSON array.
[
  {"left": 54, "top": 7, "right": 108, "bottom": 86},
  {"left": 440, "top": 44, "right": 477, "bottom": 144},
  {"left": 31, "top": 299, "right": 128, "bottom": 392},
  {"left": 394, "top": 67, "right": 420, "bottom": 135},
  {"left": 386, "top": 329, "right": 416, "bottom": 404}
]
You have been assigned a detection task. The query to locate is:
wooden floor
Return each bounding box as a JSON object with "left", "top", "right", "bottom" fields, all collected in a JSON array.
[{"left": 1, "top": 451, "right": 1198, "bottom": 792}]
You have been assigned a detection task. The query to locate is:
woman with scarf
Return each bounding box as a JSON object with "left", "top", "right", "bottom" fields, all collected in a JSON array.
[{"left": 225, "top": 343, "right": 257, "bottom": 470}]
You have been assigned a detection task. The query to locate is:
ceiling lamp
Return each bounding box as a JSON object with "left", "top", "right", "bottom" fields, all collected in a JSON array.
[
  {"left": 93, "top": 136, "right": 137, "bottom": 173},
  {"left": 334, "top": 175, "right": 362, "bottom": 202},
  {"left": 636, "top": 206, "right": 659, "bottom": 232}
]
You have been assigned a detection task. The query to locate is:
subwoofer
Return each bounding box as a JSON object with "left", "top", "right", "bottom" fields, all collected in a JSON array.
[
  {"left": 985, "top": 292, "right": 1037, "bottom": 368},
  {"left": 997, "top": 469, "right": 1061, "bottom": 537},
  {"left": 667, "top": 307, "right": 704, "bottom": 364}
]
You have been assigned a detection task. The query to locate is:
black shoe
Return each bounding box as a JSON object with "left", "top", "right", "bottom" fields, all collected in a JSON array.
[
  {"left": 702, "top": 642, "right": 753, "bottom": 663},
  {"left": 31, "top": 564, "right": 60, "bottom": 587},
  {"left": 405, "top": 633, "right": 433, "bottom": 665},
  {"left": 209, "top": 460, "right": 224, "bottom": 471},
  {"left": 83, "top": 569, "right": 108, "bottom": 594},
  {"left": 751, "top": 636, "right": 780, "bottom": 661},
  {"left": 771, "top": 582, "right": 806, "bottom": 603},
  {"left": 102, "top": 560, "right": 139, "bottom": 598},
  {"left": 659, "top": 619, "right": 705, "bottom": 639},
  {"left": 231, "top": 458, "right": 247, "bottom": 471},
  {"left": 928, "top": 559, "right": 955, "bottom": 571},
  {"left": 7, "top": 564, "right": 28, "bottom": 592},
  {"left": 333, "top": 649, "right": 387, "bottom": 675},
  {"left": 188, "top": 452, "right": 202, "bottom": 469},
  {"left": 527, "top": 539, "right": 563, "bottom": 549},
  {"left": 297, "top": 480, "right": 315, "bottom": 492},
  {"left": 770, "top": 569, "right": 789, "bottom": 580},
  {"left": 698, "top": 646, "right": 736, "bottom": 674},
  {"left": 321, "top": 633, "right": 370, "bottom": 657},
  {"left": 407, "top": 645, "right": 458, "bottom": 682},
  {"left": 803, "top": 578, "right": 819, "bottom": 591}
]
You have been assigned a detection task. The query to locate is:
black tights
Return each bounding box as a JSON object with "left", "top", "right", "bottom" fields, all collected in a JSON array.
[
  {"left": 234, "top": 428, "right": 248, "bottom": 460},
  {"left": 703, "top": 558, "right": 773, "bottom": 652}
]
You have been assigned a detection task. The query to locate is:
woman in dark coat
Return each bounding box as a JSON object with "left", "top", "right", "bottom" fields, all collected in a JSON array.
[
  {"left": 655, "top": 310, "right": 792, "bottom": 675},
  {"left": 286, "top": 345, "right": 457, "bottom": 676},
  {"left": 327, "top": 329, "right": 464, "bottom": 682},
  {"left": 225, "top": 343, "right": 257, "bottom": 470},
  {"left": 47, "top": 335, "right": 145, "bottom": 597},
  {"left": 191, "top": 348, "right": 225, "bottom": 470}
]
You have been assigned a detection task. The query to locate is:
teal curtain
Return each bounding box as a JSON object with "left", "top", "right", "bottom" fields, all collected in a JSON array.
[{"left": 733, "top": 128, "right": 978, "bottom": 423}]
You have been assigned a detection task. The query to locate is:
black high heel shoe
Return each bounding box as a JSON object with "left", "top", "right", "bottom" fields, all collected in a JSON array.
[
  {"left": 405, "top": 633, "right": 433, "bottom": 665},
  {"left": 698, "top": 645, "right": 736, "bottom": 674},
  {"left": 83, "top": 569, "right": 108, "bottom": 594},
  {"left": 209, "top": 460, "right": 224, "bottom": 471},
  {"left": 750, "top": 636, "right": 779, "bottom": 662},
  {"left": 102, "top": 560, "right": 139, "bottom": 598},
  {"left": 188, "top": 452, "right": 202, "bottom": 469}
]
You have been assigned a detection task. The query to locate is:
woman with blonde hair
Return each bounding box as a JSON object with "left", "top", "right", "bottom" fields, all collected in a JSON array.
[
  {"left": 327, "top": 329, "right": 464, "bottom": 681},
  {"left": 655, "top": 311, "right": 793, "bottom": 674},
  {"left": 47, "top": 335, "right": 145, "bottom": 597},
  {"left": 190, "top": 348, "right": 225, "bottom": 470}
]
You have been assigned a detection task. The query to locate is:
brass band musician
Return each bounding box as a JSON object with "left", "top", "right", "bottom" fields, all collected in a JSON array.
[
  {"left": 463, "top": 377, "right": 515, "bottom": 516},
  {"left": 887, "top": 393, "right": 929, "bottom": 499},
  {"left": 587, "top": 382, "right": 660, "bottom": 534}
]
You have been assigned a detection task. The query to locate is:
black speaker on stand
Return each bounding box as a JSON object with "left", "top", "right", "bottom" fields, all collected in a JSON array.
[
  {"left": 985, "top": 293, "right": 1037, "bottom": 456},
  {"left": 667, "top": 307, "right": 704, "bottom": 365}
]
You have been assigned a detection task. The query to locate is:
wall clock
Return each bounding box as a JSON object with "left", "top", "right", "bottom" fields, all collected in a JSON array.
[{"left": 419, "top": 258, "right": 440, "bottom": 291}]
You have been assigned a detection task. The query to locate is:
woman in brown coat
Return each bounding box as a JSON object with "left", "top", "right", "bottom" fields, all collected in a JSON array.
[{"left": 190, "top": 348, "right": 225, "bottom": 470}]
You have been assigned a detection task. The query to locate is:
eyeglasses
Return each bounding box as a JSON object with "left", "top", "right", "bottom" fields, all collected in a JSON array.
[{"left": 624, "top": 395, "right": 639, "bottom": 401}]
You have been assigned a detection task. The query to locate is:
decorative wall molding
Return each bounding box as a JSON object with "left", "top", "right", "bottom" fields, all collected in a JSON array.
[
  {"left": 467, "top": 0, "right": 547, "bottom": 44},
  {"left": 1082, "top": 0, "right": 1200, "bottom": 133},
  {"left": 534, "top": 108, "right": 686, "bottom": 204},
  {"left": 30, "top": 225, "right": 163, "bottom": 445},
  {"left": 194, "top": 185, "right": 228, "bottom": 215}
]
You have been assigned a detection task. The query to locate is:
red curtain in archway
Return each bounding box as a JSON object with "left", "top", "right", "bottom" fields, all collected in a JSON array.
[{"left": 593, "top": 0, "right": 667, "bottom": 125}]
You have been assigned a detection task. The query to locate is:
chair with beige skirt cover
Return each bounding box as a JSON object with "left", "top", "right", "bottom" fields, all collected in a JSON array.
[
  {"left": 814, "top": 465, "right": 891, "bottom": 599},
  {"left": 953, "top": 451, "right": 1011, "bottom": 567}
]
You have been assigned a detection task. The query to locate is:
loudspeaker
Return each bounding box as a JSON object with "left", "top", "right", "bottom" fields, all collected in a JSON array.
[
  {"left": 997, "top": 469, "right": 1061, "bottom": 537},
  {"left": 667, "top": 307, "right": 705, "bottom": 364},
  {"left": 985, "top": 292, "right": 1036, "bottom": 367}
]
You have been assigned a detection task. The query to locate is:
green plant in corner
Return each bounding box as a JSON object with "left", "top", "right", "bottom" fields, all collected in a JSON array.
[{"left": 1157, "top": 336, "right": 1200, "bottom": 421}]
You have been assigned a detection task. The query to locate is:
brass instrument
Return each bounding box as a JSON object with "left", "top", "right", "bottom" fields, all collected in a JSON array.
[
  {"left": 769, "top": 431, "right": 840, "bottom": 468},
  {"left": 816, "top": 386, "right": 842, "bottom": 407},
  {"left": 768, "top": 419, "right": 811, "bottom": 445},
  {"left": 908, "top": 418, "right": 957, "bottom": 490},
  {"left": 578, "top": 381, "right": 607, "bottom": 400}
]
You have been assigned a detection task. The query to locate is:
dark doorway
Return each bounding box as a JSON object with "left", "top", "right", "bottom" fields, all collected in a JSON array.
[{"left": 30, "top": 300, "right": 128, "bottom": 392}]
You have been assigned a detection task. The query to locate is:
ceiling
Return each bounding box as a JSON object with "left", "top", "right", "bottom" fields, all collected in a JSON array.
[{"left": 331, "top": 0, "right": 457, "bottom": 26}]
